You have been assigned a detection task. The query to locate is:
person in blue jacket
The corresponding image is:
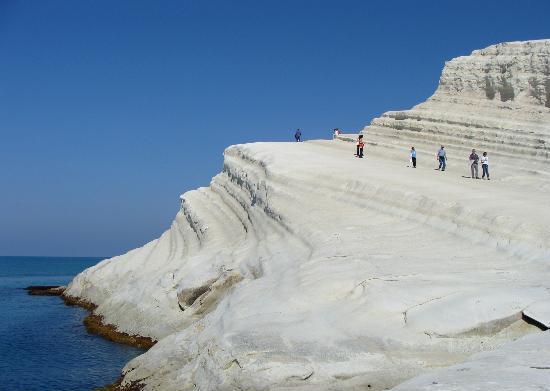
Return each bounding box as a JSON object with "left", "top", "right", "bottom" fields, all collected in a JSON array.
[
  {"left": 410, "top": 146, "right": 417, "bottom": 168},
  {"left": 436, "top": 146, "right": 446, "bottom": 171},
  {"left": 294, "top": 129, "right": 302, "bottom": 142}
]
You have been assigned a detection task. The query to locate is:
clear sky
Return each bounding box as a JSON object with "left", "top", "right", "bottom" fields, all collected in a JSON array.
[{"left": 1, "top": 0, "right": 549, "bottom": 256}]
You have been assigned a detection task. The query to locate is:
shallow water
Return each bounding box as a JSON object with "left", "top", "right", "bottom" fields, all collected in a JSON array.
[{"left": 0, "top": 256, "right": 145, "bottom": 391}]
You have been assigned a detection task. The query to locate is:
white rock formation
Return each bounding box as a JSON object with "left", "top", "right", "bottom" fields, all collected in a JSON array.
[
  {"left": 392, "top": 331, "right": 550, "bottom": 391},
  {"left": 65, "top": 40, "right": 550, "bottom": 390},
  {"left": 363, "top": 39, "right": 550, "bottom": 176}
]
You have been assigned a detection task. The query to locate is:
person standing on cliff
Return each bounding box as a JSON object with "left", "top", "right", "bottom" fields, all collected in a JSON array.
[
  {"left": 410, "top": 146, "right": 417, "bottom": 168},
  {"left": 481, "top": 151, "right": 490, "bottom": 180},
  {"left": 469, "top": 149, "right": 480, "bottom": 179},
  {"left": 356, "top": 135, "right": 365, "bottom": 158},
  {"left": 294, "top": 129, "right": 302, "bottom": 142},
  {"left": 436, "top": 146, "right": 446, "bottom": 171}
]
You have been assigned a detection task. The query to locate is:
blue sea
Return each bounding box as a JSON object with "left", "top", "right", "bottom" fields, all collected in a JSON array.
[{"left": 0, "top": 256, "right": 145, "bottom": 391}]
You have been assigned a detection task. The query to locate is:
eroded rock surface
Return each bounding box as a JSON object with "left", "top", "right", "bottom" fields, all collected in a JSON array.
[
  {"left": 392, "top": 331, "right": 550, "bottom": 391},
  {"left": 65, "top": 40, "right": 550, "bottom": 390}
]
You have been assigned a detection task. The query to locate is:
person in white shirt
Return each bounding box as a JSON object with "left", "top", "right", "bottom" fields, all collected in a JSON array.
[{"left": 481, "top": 151, "right": 490, "bottom": 180}]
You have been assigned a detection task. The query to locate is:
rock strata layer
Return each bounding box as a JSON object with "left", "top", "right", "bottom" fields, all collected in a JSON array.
[
  {"left": 363, "top": 40, "right": 550, "bottom": 175},
  {"left": 66, "top": 40, "right": 550, "bottom": 391}
]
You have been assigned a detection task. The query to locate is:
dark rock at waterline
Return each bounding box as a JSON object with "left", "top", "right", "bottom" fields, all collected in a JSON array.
[
  {"left": 61, "top": 293, "right": 97, "bottom": 311},
  {"left": 25, "top": 285, "right": 66, "bottom": 296},
  {"left": 61, "top": 293, "right": 156, "bottom": 349},
  {"left": 94, "top": 377, "right": 145, "bottom": 391},
  {"left": 83, "top": 314, "right": 156, "bottom": 349}
]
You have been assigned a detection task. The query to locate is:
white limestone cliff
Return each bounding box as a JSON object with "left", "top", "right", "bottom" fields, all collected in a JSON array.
[
  {"left": 363, "top": 39, "right": 550, "bottom": 175},
  {"left": 65, "top": 40, "right": 550, "bottom": 390}
]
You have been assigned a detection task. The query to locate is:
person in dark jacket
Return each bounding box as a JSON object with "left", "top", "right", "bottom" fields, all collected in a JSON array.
[
  {"left": 294, "top": 129, "right": 302, "bottom": 142},
  {"left": 436, "top": 146, "right": 446, "bottom": 171}
]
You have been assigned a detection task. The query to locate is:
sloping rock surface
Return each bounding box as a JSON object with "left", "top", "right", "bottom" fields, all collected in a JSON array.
[
  {"left": 65, "top": 40, "right": 550, "bottom": 390},
  {"left": 392, "top": 331, "right": 550, "bottom": 391}
]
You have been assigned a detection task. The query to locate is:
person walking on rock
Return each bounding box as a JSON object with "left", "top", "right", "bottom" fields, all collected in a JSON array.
[
  {"left": 481, "top": 151, "right": 490, "bottom": 180},
  {"left": 469, "top": 148, "right": 480, "bottom": 179},
  {"left": 436, "top": 146, "right": 446, "bottom": 171},
  {"left": 356, "top": 135, "right": 364, "bottom": 158},
  {"left": 410, "top": 146, "right": 417, "bottom": 168},
  {"left": 294, "top": 129, "right": 302, "bottom": 142}
]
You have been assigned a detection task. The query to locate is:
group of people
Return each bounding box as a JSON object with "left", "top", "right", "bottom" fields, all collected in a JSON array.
[
  {"left": 467, "top": 148, "right": 490, "bottom": 180},
  {"left": 416, "top": 145, "right": 490, "bottom": 180},
  {"left": 297, "top": 131, "right": 491, "bottom": 180},
  {"left": 296, "top": 128, "right": 343, "bottom": 142},
  {"left": 354, "top": 134, "right": 491, "bottom": 179}
]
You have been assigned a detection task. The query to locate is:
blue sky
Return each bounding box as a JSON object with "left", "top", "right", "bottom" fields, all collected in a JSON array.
[{"left": 1, "top": 0, "right": 549, "bottom": 256}]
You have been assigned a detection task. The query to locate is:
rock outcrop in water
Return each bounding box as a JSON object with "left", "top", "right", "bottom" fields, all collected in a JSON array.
[{"left": 65, "top": 40, "right": 550, "bottom": 390}]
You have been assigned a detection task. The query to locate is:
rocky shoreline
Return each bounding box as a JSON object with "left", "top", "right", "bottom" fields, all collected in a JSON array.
[
  {"left": 27, "top": 285, "right": 153, "bottom": 390},
  {"left": 94, "top": 377, "right": 145, "bottom": 391},
  {"left": 82, "top": 313, "right": 155, "bottom": 349},
  {"left": 27, "top": 285, "right": 156, "bottom": 349},
  {"left": 25, "top": 285, "right": 66, "bottom": 296}
]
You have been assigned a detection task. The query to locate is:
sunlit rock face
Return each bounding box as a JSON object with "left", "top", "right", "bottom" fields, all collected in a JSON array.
[
  {"left": 65, "top": 40, "right": 550, "bottom": 391},
  {"left": 440, "top": 40, "right": 550, "bottom": 107},
  {"left": 364, "top": 40, "right": 550, "bottom": 169}
]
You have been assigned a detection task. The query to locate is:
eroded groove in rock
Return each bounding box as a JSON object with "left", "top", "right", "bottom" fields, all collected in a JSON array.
[{"left": 178, "top": 284, "right": 212, "bottom": 308}]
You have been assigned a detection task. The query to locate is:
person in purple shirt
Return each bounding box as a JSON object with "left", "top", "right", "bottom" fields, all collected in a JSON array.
[{"left": 469, "top": 148, "right": 480, "bottom": 179}]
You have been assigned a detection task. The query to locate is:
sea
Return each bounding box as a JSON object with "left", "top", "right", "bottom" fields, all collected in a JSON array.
[{"left": 0, "top": 256, "right": 145, "bottom": 391}]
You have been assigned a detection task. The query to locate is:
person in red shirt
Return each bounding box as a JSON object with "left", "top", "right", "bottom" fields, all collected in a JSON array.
[{"left": 356, "top": 135, "right": 364, "bottom": 158}]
